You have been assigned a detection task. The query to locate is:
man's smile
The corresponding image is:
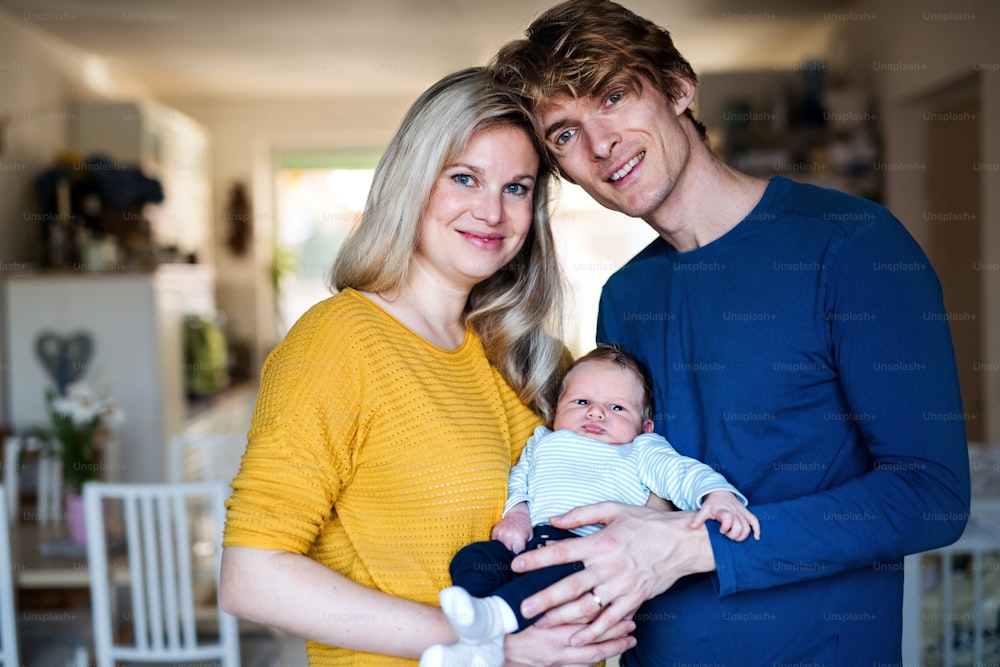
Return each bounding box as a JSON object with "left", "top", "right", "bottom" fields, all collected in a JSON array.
[{"left": 609, "top": 151, "right": 644, "bottom": 183}]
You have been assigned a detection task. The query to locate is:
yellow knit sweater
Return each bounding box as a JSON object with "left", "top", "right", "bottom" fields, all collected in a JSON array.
[{"left": 224, "top": 288, "right": 540, "bottom": 666}]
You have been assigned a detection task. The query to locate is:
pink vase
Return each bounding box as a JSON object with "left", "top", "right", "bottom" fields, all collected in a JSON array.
[{"left": 65, "top": 493, "right": 87, "bottom": 547}]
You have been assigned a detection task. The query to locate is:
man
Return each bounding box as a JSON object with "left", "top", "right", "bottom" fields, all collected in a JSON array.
[{"left": 488, "top": 1, "right": 970, "bottom": 664}]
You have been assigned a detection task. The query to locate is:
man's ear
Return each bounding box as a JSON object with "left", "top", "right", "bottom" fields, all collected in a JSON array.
[
  {"left": 642, "top": 419, "right": 655, "bottom": 433},
  {"left": 671, "top": 77, "right": 697, "bottom": 117}
]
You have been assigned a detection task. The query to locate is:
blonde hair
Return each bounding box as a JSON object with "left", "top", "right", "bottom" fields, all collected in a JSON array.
[{"left": 331, "top": 67, "right": 567, "bottom": 421}]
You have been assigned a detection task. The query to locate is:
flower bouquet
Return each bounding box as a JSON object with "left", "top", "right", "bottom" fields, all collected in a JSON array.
[
  {"left": 44, "top": 381, "right": 126, "bottom": 494},
  {"left": 23, "top": 382, "right": 125, "bottom": 543}
]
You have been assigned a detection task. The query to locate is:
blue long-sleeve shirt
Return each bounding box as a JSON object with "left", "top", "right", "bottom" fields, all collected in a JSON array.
[{"left": 597, "top": 176, "right": 970, "bottom": 665}]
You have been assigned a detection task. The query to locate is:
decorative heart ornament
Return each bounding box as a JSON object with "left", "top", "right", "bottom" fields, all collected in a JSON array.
[{"left": 35, "top": 330, "right": 94, "bottom": 393}]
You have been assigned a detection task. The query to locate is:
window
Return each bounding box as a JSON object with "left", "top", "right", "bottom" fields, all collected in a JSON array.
[
  {"left": 274, "top": 152, "right": 378, "bottom": 334},
  {"left": 274, "top": 154, "right": 656, "bottom": 353}
]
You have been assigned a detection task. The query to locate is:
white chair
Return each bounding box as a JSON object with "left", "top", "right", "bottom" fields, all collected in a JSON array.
[
  {"left": 167, "top": 433, "right": 246, "bottom": 491},
  {"left": 902, "top": 497, "right": 1000, "bottom": 667},
  {"left": 169, "top": 435, "right": 292, "bottom": 659},
  {"left": 3, "top": 435, "right": 63, "bottom": 523},
  {"left": 0, "top": 487, "right": 17, "bottom": 667},
  {"left": 84, "top": 481, "right": 240, "bottom": 667},
  {"left": 0, "top": 486, "right": 89, "bottom": 667}
]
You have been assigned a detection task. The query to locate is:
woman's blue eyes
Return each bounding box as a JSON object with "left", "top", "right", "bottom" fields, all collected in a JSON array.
[
  {"left": 451, "top": 174, "right": 529, "bottom": 196},
  {"left": 607, "top": 91, "right": 623, "bottom": 105}
]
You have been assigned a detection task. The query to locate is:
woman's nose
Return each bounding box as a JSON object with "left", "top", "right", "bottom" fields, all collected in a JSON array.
[{"left": 474, "top": 192, "right": 503, "bottom": 225}]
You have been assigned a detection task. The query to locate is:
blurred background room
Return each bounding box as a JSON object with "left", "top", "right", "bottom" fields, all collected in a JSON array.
[{"left": 0, "top": 1, "right": 997, "bottom": 665}]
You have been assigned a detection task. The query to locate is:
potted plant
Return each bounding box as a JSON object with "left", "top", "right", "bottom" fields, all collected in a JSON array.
[{"left": 36, "top": 381, "right": 125, "bottom": 545}]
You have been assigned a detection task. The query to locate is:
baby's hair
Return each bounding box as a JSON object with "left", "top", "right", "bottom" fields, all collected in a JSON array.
[{"left": 560, "top": 344, "right": 655, "bottom": 422}]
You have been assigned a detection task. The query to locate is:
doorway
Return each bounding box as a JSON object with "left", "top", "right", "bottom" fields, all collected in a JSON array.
[
  {"left": 273, "top": 152, "right": 378, "bottom": 335},
  {"left": 925, "top": 78, "right": 982, "bottom": 441}
]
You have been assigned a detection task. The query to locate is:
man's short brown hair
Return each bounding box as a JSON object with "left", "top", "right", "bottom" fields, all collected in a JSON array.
[{"left": 489, "top": 0, "right": 707, "bottom": 157}]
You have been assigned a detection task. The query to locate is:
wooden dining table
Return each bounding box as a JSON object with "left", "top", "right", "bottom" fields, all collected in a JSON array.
[
  {"left": 9, "top": 518, "right": 93, "bottom": 590},
  {"left": 10, "top": 510, "right": 199, "bottom": 592}
]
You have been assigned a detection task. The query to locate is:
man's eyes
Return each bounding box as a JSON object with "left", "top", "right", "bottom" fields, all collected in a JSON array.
[
  {"left": 553, "top": 129, "right": 575, "bottom": 146},
  {"left": 550, "top": 92, "right": 623, "bottom": 147}
]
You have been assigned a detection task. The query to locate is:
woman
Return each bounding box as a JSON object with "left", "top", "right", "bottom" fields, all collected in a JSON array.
[{"left": 220, "top": 68, "right": 633, "bottom": 666}]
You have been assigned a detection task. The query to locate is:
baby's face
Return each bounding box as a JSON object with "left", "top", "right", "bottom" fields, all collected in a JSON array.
[{"left": 552, "top": 360, "right": 652, "bottom": 445}]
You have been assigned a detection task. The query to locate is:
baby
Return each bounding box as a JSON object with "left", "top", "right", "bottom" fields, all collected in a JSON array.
[{"left": 421, "top": 344, "right": 760, "bottom": 667}]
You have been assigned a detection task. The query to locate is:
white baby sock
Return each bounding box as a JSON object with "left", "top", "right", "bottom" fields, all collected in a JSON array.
[
  {"left": 419, "top": 636, "right": 504, "bottom": 667},
  {"left": 439, "top": 586, "right": 518, "bottom": 643}
]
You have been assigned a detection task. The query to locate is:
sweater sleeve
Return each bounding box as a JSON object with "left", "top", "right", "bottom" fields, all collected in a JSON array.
[
  {"left": 710, "top": 215, "right": 970, "bottom": 595},
  {"left": 633, "top": 434, "right": 748, "bottom": 510},
  {"left": 223, "top": 302, "right": 363, "bottom": 554}
]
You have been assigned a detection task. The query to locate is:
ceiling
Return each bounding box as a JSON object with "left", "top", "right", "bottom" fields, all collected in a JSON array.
[{"left": 0, "top": 0, "right": 858, "bottom": 100}]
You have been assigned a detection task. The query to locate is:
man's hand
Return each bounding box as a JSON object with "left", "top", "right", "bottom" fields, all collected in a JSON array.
[
  {"left": 691, "top": 491, "right": 760, "bottom": 541},
  {"left": 493, "top": 502, "right": 533, "bottom": 553},
  {"left": 511, "top": 502, "right": 716, "bottom": 647},
  {"left": 504, "top": 619, "right": 636, "bottom": 667}
]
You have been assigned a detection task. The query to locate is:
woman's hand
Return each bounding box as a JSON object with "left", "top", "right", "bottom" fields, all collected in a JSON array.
[
  {"left": 504, "top": 618, "right": 636, "bottom": 667},
  {"left": 511, "top": 502, "right": 716, "bottom": 647}
]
